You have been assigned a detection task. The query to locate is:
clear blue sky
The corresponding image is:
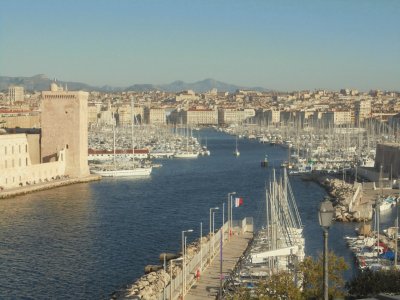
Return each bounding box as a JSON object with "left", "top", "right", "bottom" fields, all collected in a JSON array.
[{"left": 0, "top": 0, "right": 399, "bottom": 91}]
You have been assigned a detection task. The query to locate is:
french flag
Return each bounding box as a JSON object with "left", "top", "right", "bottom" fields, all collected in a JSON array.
[{"left": 235, "top": 197, "right": 243, "bottom": 208}]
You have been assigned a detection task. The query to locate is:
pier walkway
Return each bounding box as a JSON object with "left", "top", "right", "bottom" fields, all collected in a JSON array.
[
  {"left": 124, "top": 218, "right": 254, "bottom": 300},
  {"left": 185, "top": 232, "right": 252, "bottom": 300}
]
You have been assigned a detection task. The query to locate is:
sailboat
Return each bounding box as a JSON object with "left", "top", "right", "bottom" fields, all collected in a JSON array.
[
  {"left": 202, "top": 136, "right": 210, "bottom": 156},
  {"left": 174, "top": 125, "right": 199, "bottom": 158},
  {"left": 233, "top": 135, "right": 240, "bottom": 156},
  {"left": 91, "top": 99, "right": 152, "bottom": 177},
  {"left": 249, "top": 168, "right": 305, "bottom": 272}
]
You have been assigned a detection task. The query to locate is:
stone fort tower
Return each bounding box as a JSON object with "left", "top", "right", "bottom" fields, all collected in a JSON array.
[{"left": 41, "top": 82, "right": 89, "bottom": 177}]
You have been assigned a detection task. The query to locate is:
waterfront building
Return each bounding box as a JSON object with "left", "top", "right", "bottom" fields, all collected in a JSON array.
[
  {"left": 0, "top": 132, "right": 66, "bottom": 189},
  {"left": 355, "top": 100, "right": 371, "bottom": 126},
  {"left": 8, "top": 86, "right": 24, "bottom": 104},
  {"left": 117, "top": 104, "right": 144, "bottom": 125},
  {"left": 41, "top": 82, "right": 90, "bottom": 177},
  {"left": 218, "top": 108, "right": 254, "bottom": 125},
  {"left": 291, "top": 110, "right": 313, "bottom": 127},
  {"left": 268, "top": 109, "right": 281, "bottom": 125},
  {"left": 254, "top": 109, "right": 281, "bottom": 125},
  {"left": 183, "top": 108, "right": 218, "bottom": 125},
  {"left": 144, "top": 107, "right": 166, "bottom": 124},
  {"left": 321, "top": 110, "right": 352, "bottom": 126}
]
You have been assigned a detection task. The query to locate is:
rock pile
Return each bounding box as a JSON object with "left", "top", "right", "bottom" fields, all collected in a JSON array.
[
  {"left": 115, "top": 235, "right": 211, "bottom": 299},
  {"left": 319, "top": 177, "right": 369, "bottom": 222},
  {"left": 123, "top": 269, "right": 170, "bottom": 300}
]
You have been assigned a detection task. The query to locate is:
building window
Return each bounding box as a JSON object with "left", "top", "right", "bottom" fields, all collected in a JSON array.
[
  {"left": 19, "top": 158, "right": 21, "bottom": 167},
  {"left": 12, "top": 146, "right": 14, "bottom": 154},
  {"left": 26, "top": 144, "right": 28, "bottom": 153},
  {"left": 12, "top": 159, "right": 14, "bottom": 168},
  {"left": 19, "top": 145, "right": 21, "bottom": 153},
  {"left": 26, "top": 158, "right": 28, "bottom": 166},
  {"left": 5, "top": 146, "right": 7, "bottom": 155}
]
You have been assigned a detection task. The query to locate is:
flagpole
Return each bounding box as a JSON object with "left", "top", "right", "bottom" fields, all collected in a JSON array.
[
  {"left": 227, "top": 192, "right": 236, "bottom": 241},
  {"left": 222, "top": 203, "right": 225, "bottom": 245},
  {"left": 230, "top": 198, "right": 233, "bottom": 235}
]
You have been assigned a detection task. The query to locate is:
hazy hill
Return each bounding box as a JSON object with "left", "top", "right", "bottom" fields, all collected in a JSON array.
[
  {"left": 0, "top": 75, "right": 268, "bottom": 93},
  {"left": 0, "top": 74, "right": 98, "bottom": 92},
  {"left": 126, "top": 78, "right": 268, "bottom": 93}
]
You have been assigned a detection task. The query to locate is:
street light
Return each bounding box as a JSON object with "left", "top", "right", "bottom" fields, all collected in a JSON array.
[
  {"left": 227, "top": 192, "right": 236, "bottom": 240},
  {"left": 181, "top": 229, "right": 193, "bottom": 300},
  {"left": 209, "top": 207, "right": 219, "bottom": 259},
  {"left": 200, "top": 222, "right": 203, "bottom": 271},
  {"left": 209, "top": 207, "right": 219, "bottom": 236},
  {"left": 319, "top": 198, "right": 334, "bottom": 300},
  {"left": 213, "top": 211, "right": 216, "bottom": 254},
  {"left": 169, "top": 257, "right": 182, "bottom": 300}
]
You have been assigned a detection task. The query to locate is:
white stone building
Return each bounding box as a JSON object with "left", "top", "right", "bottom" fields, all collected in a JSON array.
[{"left": 8, "top": 86, "right": 24, "bottom": 104}]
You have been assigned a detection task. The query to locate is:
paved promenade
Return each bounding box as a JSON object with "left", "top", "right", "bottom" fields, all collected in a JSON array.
[
  {"left": 185, "top": 232, "right": 253, "bottom": 300},
  {"left": 0, "top": 175, "right": 101, "bottom": 199}
]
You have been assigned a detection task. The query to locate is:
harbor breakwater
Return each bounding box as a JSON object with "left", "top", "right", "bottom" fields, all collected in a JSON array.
[
  {"left": 303, "top": 174, "right": 371, "bottom": 222},
  {"left": 113, "top": 220, "right": 252, "bottom": 300},
  {"left": 112, "top": 236, "right": 207, "bottom": 300}
]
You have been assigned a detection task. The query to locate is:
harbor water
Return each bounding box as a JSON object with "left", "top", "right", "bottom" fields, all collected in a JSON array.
[{"left": 0, "top": 129, "right": 398, "bottom": 299}]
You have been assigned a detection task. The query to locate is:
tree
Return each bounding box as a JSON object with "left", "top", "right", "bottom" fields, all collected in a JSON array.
[
  {"left": 298, "top": 251, "right": 348, "bottom": 299},
  {"left": 346, "top": 269, "right": 400, "bottom": 298},
  {"left": 225, "top": 286, "right": 251, "bottom": 300},
  {"left": 255, "top": 271, "right": 303, "bottom": 300},
  {"left": 226, "top": 252, "right": 348, "bottom": 300}
]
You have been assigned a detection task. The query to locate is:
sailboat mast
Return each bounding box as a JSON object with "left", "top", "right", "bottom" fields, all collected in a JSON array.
[
  {"left": 113, "top": 123, "right": 116, "bottom": 170},
  {"left": 131, "top": 97, "right": 135, "bottom": 164}
]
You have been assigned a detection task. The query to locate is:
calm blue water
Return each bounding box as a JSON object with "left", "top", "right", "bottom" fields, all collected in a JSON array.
[{"left": 0, "top": 129, "right": 397, "bottom": 299}]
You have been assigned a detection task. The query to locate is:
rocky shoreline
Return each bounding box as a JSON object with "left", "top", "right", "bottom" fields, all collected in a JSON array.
[
  {"left": 304, "top": 174, "right": 371, "bottom": 222},
  {"left": 112, "top": 236, "right": 210, "bottom": 300}
]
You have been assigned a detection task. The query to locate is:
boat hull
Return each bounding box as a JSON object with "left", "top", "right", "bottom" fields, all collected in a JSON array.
[{"left": 91, "top": 167, "right": 152, "bottom": 177}]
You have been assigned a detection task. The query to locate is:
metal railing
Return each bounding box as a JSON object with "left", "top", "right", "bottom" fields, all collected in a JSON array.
[{"left": 156, "top": 222, "right": 228, "bottom": 300}]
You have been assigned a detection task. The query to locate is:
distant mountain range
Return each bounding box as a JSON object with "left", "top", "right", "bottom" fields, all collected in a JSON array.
[{"left": 0, "top": 74, "right": 269, "bottom": 93}]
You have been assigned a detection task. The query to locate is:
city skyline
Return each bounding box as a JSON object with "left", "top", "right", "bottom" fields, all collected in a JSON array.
[{"left": 0, "top": 0, "right": 399, "bottom": 91}]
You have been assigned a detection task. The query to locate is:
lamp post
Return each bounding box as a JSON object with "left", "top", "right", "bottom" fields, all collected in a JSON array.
[
  {"left": 212, "top": 211, "right": 216, "bottom": 254},
  {"left": 222, "top": 203, "right": 224, "bottom": 244},
  {"left": 227, "top": 192, "right": 236, "bottom": 240},
  {"left": 200, "top": 222, "right": 203, "bottom": 271},
  {"left": 395, "top": 197, "right": 399, "bottom": 268},
  {"left": 209, "top": 207, "right": 219, "bottom": 259},
  {"left": 181, "top": 229, "right": 193, "bottom": 300},
  {"left": 319, "top": 198, "right": 334, "bottom": 300},
  {"left": 169, "top": 257, "right": 182, "bottom": 300}
]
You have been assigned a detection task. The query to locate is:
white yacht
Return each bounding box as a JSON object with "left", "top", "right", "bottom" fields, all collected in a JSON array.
[
  {"left": 91, "top": 166, "right": 152, "bottom": 177},
  {"left": 90, "top": 98, "right": 152, "bottom": 177},
  {"left": 174, "top": 152, "right": 199, "bottom": 159}
]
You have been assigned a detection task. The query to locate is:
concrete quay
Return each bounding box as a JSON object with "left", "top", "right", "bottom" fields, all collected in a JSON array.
[
  {"left": 185, "top": 232, "right": 253, "bottom": 300},
  {"left": 117, "top": 219, "right": 254, "bottom": 300},
  {"left": 0, "top": 175, "right": 101, "bottom": 199}
]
